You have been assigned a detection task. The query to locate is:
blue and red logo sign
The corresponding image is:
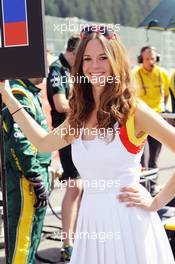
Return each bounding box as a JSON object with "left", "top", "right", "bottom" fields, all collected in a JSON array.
[{"left": 1, "top": 0, "right": 29, "bottom": 47}]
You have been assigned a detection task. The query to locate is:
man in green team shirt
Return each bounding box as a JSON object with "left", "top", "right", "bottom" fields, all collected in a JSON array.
[
  {"left": 47, "top": 36, "right": 83, "bottom": 262},
  {"left": 2, "top": 78, "right": 51, "bottom": 264}
]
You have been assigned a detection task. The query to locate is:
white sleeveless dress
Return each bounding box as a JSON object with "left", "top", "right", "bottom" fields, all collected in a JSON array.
[{"left": 70, "top": 116, "right": 174, "bottom": 264}]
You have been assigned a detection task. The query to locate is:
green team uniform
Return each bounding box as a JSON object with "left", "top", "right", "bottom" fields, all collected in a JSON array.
[
  {"left": 47, "top": 53, "right": 70, "bottom": 128},
  {"left": 2, "top": 79, "right": 51, "bottom": 264}
]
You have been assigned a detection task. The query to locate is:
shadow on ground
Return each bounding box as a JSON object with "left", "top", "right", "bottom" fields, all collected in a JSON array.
[{"left": 0, "top": 248, "right": 64, "bottom": 264}]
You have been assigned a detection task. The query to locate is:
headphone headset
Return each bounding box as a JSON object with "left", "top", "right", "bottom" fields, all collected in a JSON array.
[{"left": 137, "top": 46, "right": 160, "bottom": 64}]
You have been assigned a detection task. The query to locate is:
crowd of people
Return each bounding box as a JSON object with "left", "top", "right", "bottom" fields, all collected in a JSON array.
[{"left": 1, "top": 25, "right": 175, "bottom": 264}]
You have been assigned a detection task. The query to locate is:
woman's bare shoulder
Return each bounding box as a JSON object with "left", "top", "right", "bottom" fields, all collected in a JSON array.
[
  {"left": 135, "top": 101, "right": 175, "bottom": 145},
  {"left": 134, "top": 100, "right": 161, "bottom": 124}
]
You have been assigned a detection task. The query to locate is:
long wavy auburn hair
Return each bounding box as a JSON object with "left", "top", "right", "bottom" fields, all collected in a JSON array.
[{"left": 66, "top": 32, "right": 136, "bottom": 140}]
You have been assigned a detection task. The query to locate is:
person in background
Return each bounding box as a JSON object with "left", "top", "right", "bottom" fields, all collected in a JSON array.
[
  {"left": 133, "top": 46, "right": 170, "bottom": 193},
  {"left": 2, "top": 78, "right": 51, "bottom": 264},
  {"left": 169, "top": 71, "right": 175, "bottom": 113},
  {"left": 47, "top": 36, "right": 83, "bottom": 262},
  {"left": 133, "top": 46, "right": 170, "bottom": 169}
]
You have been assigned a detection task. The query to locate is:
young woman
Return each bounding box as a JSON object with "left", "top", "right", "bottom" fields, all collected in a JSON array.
[{"left": 0, "top": 26, "right": 175, "bottom": 263}]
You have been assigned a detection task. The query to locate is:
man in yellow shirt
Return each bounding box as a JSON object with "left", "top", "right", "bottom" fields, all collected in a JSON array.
[
  {"left": 169, "top": 71, "right": 175, "bottom": 113},
  {"left": 133, "top": 46, "right": 170, "bottom": 171}
]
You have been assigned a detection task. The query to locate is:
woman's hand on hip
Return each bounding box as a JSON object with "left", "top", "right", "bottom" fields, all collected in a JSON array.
[{"left": 117, "top": 186, "right": 157, "bottom": 211}]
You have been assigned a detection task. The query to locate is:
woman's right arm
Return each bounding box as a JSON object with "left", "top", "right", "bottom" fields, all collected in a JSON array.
[{"left": 0, "top": 81, "right": 73, "bottom": 152}]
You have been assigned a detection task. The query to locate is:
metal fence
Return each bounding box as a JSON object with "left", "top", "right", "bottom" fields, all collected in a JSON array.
[{"left": 44, "top": 16, "right": 175, "bottom": 71}]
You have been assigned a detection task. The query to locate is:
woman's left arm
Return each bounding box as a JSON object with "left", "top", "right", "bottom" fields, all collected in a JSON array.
[
  {"left": 118, "top": 101, "right": 175, "bottom": 210},
  {"left": 117, "top": 172, "right": 175, "bottom": 211}
]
